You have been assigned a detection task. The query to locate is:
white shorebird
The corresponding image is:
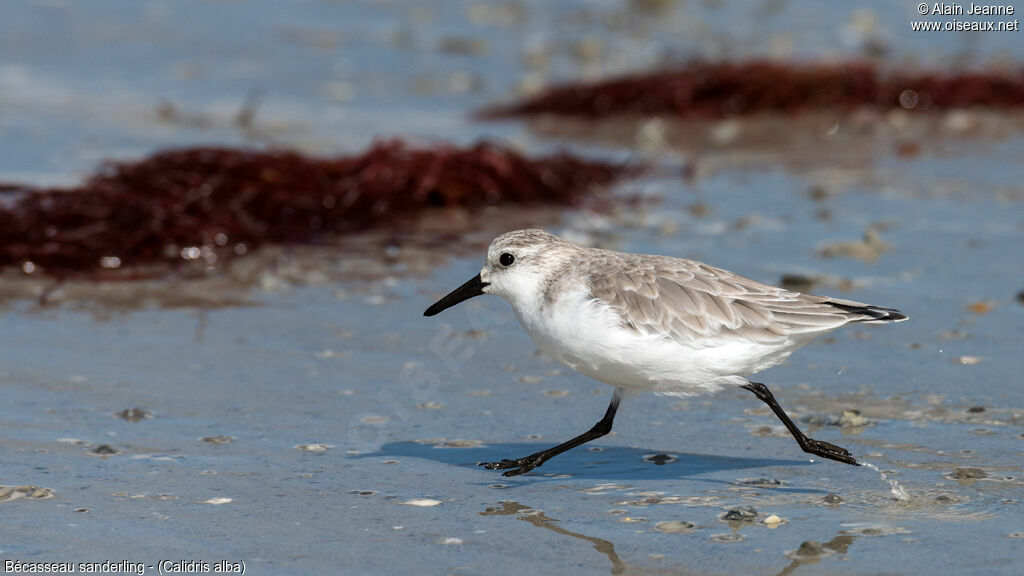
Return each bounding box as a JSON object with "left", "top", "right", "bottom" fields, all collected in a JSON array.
[{"left": 424, "top": 229, "right": 907, "bottom": 476}]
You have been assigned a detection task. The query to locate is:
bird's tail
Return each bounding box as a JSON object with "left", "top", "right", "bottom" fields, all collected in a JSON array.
[{"left": 825, "top": 300, "right": 908, "bottom": 324}]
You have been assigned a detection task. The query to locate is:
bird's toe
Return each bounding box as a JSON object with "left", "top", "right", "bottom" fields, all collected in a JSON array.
[
  {"left": 806, "top": 439, "right": 859, "bottom": 466},
  {"left": 479, "top": 458, "right": 522, "bottom": 471}
]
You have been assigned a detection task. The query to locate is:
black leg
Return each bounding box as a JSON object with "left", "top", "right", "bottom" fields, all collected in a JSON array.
[
  {"left": 480, "top": 388, "right": 623, "bottom": 477},
  {"left": 741, "top": 381, "right": 859, "bottom": 466}
]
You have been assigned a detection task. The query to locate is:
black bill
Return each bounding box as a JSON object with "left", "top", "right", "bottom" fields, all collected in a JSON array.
[{"left": 424, "top": 274, "right": 489, "bottom": 316}]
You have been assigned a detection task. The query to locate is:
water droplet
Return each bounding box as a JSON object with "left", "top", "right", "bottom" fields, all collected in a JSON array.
[{"left": 861, "top": 461, "right": 910, "bottom": 500}]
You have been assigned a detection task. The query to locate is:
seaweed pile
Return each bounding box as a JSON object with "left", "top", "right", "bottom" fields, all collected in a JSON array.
[
  {"left": 480, "top": 61, "right": 1024, "bottom": 119},
  {"left": 0, "top": 140, "right": 625, "bottom": 276}
]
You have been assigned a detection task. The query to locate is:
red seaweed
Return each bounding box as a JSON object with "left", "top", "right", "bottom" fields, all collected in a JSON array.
[
  {"left": 479, "top": 61, "right": 1024, "bottom": 119},
  {"left": 0, "top": 139, "right": 627, "bottom": 276}
]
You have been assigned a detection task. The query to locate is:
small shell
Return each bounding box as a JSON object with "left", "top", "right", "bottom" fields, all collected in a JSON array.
[{"left": 404, "top": 498, "right": 442, "bottom": 507}]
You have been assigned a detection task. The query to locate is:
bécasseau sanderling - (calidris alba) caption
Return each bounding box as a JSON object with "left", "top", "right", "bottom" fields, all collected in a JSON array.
[{"left": 424, "top": 229, "right": 907, "bottom": 477}]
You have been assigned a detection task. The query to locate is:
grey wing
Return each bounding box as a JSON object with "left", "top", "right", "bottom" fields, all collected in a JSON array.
[{"left": 589, "top": 255, "right": 903, "bottom": 345}]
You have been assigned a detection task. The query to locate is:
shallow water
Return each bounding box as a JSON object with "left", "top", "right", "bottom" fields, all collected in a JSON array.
[{"left": 2, "top": 1, "right": 1023, "bottom": 575}]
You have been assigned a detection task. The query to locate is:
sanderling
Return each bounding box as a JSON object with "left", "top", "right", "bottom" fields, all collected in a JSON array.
[{"left": 424, "top": 229, "right": 907, "bottom": 476}]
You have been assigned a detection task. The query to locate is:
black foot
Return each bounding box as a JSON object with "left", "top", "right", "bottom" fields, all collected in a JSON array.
[
  {"left": 479, "top": 456, "right": 545, "bottom": 477},
  {"left": 803, "top": 438, "right": 860, "bottom": 466}
]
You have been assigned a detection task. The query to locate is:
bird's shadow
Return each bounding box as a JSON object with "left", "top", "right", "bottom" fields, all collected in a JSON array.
[{"left": 354, "top": 441, "right": 820, "bottom": 489}]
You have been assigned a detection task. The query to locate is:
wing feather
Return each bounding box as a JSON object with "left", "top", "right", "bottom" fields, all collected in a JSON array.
[{"left": 586, "top": 251, "right": 878, "bottom": 345}]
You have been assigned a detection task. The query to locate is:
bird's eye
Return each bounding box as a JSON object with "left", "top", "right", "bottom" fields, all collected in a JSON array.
[{"left": 499, "top": 253, "right": 515, "bottom": 267}]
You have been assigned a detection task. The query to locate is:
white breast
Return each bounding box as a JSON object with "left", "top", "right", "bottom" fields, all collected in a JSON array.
[{"left": 511, "top": 285, "right": 806, "bottom": 397}]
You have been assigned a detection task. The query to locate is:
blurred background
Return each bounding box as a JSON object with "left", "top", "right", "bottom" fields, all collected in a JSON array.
[
  {"left": 4, "top": 0, "right": 1023, "bottom": 183},
  {"left": 1, "top": 2, "right": 1022, "bottom": 575}
]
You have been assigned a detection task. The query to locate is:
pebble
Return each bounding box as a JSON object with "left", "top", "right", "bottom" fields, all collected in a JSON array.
[
  {"left": 822, "top": 493, "right": 843, "bottom": 504},
  {"left": 203, "top": 497, "right": 232, "bottom": 505},
  {"left": 295, "top": 443, "right": 333, "bottom": 452},
  {"left": 643, "top": 454, "right": 677, "bottom": 465},
  {"left": 201, "top": 435, "right": 234, "bottom": 445},
  {"left": 721, "top": 506, "right": 758, "bottom": 522},
  {"left": 839, "top": 410, "right": 869, "bottom": 428},
  {"left": 654, "top": 521, "right": 697, "bottom": 534},
  {"left": 762, "top": 514, "right": 784, "bottom": 525},
  {"left": 116, "top": 408, "right": 152, "bottom": 422},
  {"left": 0, "top": 486, "right": 55, "bottom": 503},
  {"left": 709, "top": 533, "right": 745, "bottom": 542},
  {"left": 950, "top": 467, "right": 988, "bottom": 479}
]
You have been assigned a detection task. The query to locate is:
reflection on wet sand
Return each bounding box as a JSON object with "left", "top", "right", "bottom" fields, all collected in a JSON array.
[
  {"left": 775, "top": 535, "right": 857, "bottom": 576},
  {"left": 482, "top": 501, "right": 627, "bottom": 575},
  {"left": 482, "top": 500, "right": 868, "bottom": 576}
]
